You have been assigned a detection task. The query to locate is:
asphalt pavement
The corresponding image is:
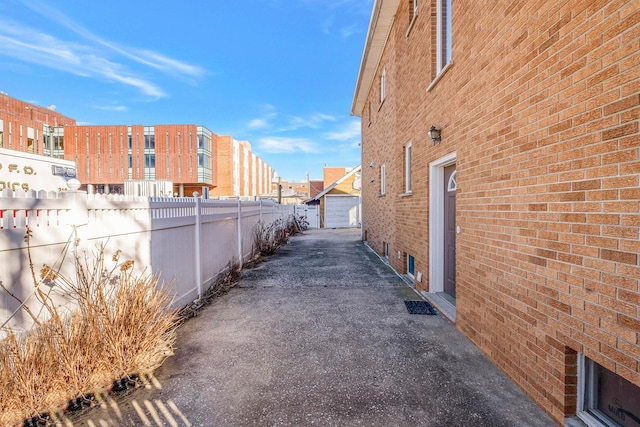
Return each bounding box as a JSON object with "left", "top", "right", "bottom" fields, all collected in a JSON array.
[{"left": 66, "top": 228, "right": 555, "bottom": 427}]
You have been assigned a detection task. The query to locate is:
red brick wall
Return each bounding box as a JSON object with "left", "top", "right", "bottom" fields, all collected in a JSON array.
[
  {"left": 64, "top": 125, "right": 129, "bottom": 184},
  {"left": 324, "top": 167, "right": 347, "bottom": 187},
  {"left": 209, "top": 135, "right": 234, "bottom": 197},
  {"left": 358, "top": 0, "right": 639, "bottom": 424},
  {"left": 240, "top": 141, "right": 251, "bottom": 197},
  {"left": 65, "top": 124, "right": 209, "bottom": 190},
  {"left": 0, "top": 93, "right": 76, "bottom": 154}
]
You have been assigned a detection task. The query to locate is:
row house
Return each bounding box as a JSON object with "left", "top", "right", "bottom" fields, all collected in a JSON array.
[{"left": 352, "top": 0, "right": 639, "bottom": 425}]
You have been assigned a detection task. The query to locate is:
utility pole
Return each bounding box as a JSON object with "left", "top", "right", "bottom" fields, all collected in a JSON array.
[{"left": 277, "top": 176, "right": 282, "bottom": 204}]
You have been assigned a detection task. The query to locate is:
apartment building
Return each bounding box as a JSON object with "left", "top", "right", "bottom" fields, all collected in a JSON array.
[
  {"left": 208, "top": 135, "right": 273, "bottom": 199},
  {"left": 0, "top": 93, "right": 275, "bottom": 198},
  {"left": 352, "top": 1, "right": 639, "bottom": 425}
]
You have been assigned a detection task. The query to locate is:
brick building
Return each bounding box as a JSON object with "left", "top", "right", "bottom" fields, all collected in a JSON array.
[
  {"left": 0, "top": 92, "right": 76, "bottom": 155},
  {"left": 0, "top": 93, "right": 275, "bottom": 198},
  {"left": 64, "top": 124, "right": 215, "bottom": 197},
  {"left": 352, "top": 0, "right": 639, "bottom": 425},
  {"left": 208, "top": 136, "right": 273, "bottom": 199}
]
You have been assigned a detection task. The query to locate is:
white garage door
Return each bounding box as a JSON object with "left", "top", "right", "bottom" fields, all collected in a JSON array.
[{"left": 325, "top": 195, "right": 361, "bottom": 228}]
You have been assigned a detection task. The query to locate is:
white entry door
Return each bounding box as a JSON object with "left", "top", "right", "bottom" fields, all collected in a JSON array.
[{"left": 324, "top": 195, "right": 361, "bottom": 228}]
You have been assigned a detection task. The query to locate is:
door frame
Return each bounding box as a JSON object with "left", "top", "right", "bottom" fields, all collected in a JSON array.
[{"left": 429, "top": 151, "right": 456, "bottom": 293}]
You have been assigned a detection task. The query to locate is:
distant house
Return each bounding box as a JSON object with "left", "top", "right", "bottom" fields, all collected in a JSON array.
[
  {"left": 308, "top": 166, "right": 361, "bottom": 228},
  {"left": 352, "top": 0, "right": 639, "bottom": 425}
]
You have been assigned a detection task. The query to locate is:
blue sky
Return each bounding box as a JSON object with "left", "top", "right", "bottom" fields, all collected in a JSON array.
[{"left": 0, "top": 0, "right": 372, "bottom": 181}]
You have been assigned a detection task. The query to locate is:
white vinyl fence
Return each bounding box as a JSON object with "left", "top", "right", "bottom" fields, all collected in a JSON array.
[
  {"left": 291, "top": 204, "right": 319, "bottom": 229},
  {"left": 0, "top": 186, "right": 291, "bottom": 335}
]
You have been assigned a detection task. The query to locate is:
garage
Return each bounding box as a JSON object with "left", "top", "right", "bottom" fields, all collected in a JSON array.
[{"left": 324, "top": 195, "right": 361, "bottom": 228}]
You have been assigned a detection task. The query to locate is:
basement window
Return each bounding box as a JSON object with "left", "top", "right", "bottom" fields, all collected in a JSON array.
[
  {"left": 577, "top": 355, "right": 640, "bottom": 427},
  {"left": 407, "top": 254, "right": 415, "bottom": 278}
]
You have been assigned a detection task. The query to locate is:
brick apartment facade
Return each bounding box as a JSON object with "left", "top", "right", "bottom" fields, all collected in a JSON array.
[
  {"left": 0, "top": 93, "right": 275, "bottom": 198},
  {"left": 209, "top": 136, "right": 273, "bottom": 199},
  {"left": 63, "top": 124, "right": 215, "bottom": 197},
  {"left": 352, "top": 0, "right": 639, "bottom": 425},
  {"left": 0, "top": 93, "right": 76, "bottom": 154}
]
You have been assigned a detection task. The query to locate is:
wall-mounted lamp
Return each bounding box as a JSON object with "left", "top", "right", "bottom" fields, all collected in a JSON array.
[
  {"left": 369, "top": 160, "right": 375, "bottom": 168},
  {"left": 429, "top": 126, "right": 441, "bottom": 144}
]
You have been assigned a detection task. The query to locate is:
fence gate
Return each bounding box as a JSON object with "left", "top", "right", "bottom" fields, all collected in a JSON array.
[{"left": 292, "top": 204, "right": 319, "bottom": 229}]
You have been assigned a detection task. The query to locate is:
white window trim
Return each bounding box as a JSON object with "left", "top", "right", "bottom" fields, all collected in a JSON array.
[
  {"left": 380, "top": 67, "right": 386, "bottom": 105},
  {"left": 427, "top": 0, "right": 453, "bottom": 92},
  {"left": 575, "top": 354, "right": 640, "bottom": 427},
  {"left": 403, "top": 141, "right": 412, "bottom": 195},
  {"left": 407, "top": 254, "right": 415, "bottom": 278},
  {"left": 428, "top": 152, "right": 456, "bottom": 294},
  {"left": 436, "top": 0, "right": 452, "bottom": 73},
  {"left": 406, "top": 0, "right": 419, "bottom": 36},
  {"left": 427, "top": 61, "right": 454, "bottom": 92},
  {"left": 447, "top": 170, "right": 457, "bottom": 192},
  {"left": 380, "top": 163, "right": 386, "bottom": 196}
]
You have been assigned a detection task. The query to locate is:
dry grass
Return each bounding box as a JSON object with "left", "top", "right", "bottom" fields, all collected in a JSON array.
[
  {"left": 253, "top": 216, "right": 296, "bottom": 256},
  {"left": 0, "top": 230, "right": 180, "bottom": 426}
]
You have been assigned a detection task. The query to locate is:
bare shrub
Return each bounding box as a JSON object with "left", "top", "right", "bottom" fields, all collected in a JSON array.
[
  {"left": 0, "top": 230, "right": 180, "bottom": 426},
  {"left": 253, "top": 217, "right": 291, "bottom": 256}
]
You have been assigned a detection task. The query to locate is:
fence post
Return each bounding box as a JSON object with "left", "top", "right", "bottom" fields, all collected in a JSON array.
[
  {"left": 237, "top": 198, "right": 243, "bottom": 268},
  {"left": 194, "top": 193, "right": 202, "bottom": 299},
  {"left": 61, "top": 179, "right": 88, "bottom": 227}
]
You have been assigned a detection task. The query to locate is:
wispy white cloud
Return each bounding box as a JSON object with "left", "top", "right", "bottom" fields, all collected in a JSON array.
[
  {"left": 247, "top": 104, "right": 278, "bottom": 129},
  {"left": 325, "top": 120, "right": 361, "bottom": 140},
  {"left": 285, "top": 113, "right": 336, "bottom": 130},
  {"left": 257, "top": 137, "right": 319, "bottom": 154},
  {"left": 247, "top": 106, "right": 335, "bottom": 133},
  {"left": 249, "top": 118, "right": 268, "bottom": 129},
  {"left": 95, "top": 105, "right": 127, "bottom": 112},
  {"left": 127, "top": 49, "right": 205, "bottom": 81},
  {"left": 0, "top": 1, "right": 204, "bottom": 98},
  {"left": 340, "top": 25, "right": 357, "bottom": 38},
  {"left": 300, "top": 0, "right": 373, "bottom": 36}
]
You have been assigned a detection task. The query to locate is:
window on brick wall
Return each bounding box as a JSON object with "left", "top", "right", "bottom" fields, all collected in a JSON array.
[
  {"left": 380, "top": 163, "right": 386, "bottom": 195},
  {"left": 407, "top": 254, "right": 415, "bottom": 277},
  {"left": 0, "top": 119, "right": 4, "bottom": 148},
  {"left": 408, "top": 0, "right": 418, "bottom": 32},
  {"left": 27, "top": 127, "right": 34, "bottom": 153},
  {"left": 577, "top": 355, "right": 640, "bottom": 427},
  {"left": 404, "top": 141, "right": 412, "bottom": 194},
  {"left": 380, "top": 67, "right": 386, "bottom": 104},
  {"left": 436, "top": 0, "right": 452, "bottom": 74}
]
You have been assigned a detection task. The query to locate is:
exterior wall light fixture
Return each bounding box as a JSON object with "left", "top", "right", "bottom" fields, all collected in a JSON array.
[{"left": 429, "top": 126, "right": 441, "bottom": 144}]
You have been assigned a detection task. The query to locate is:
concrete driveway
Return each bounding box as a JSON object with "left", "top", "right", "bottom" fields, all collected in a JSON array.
[{"left": 68, "top": 228, "right": 555, "bottom": 426}]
